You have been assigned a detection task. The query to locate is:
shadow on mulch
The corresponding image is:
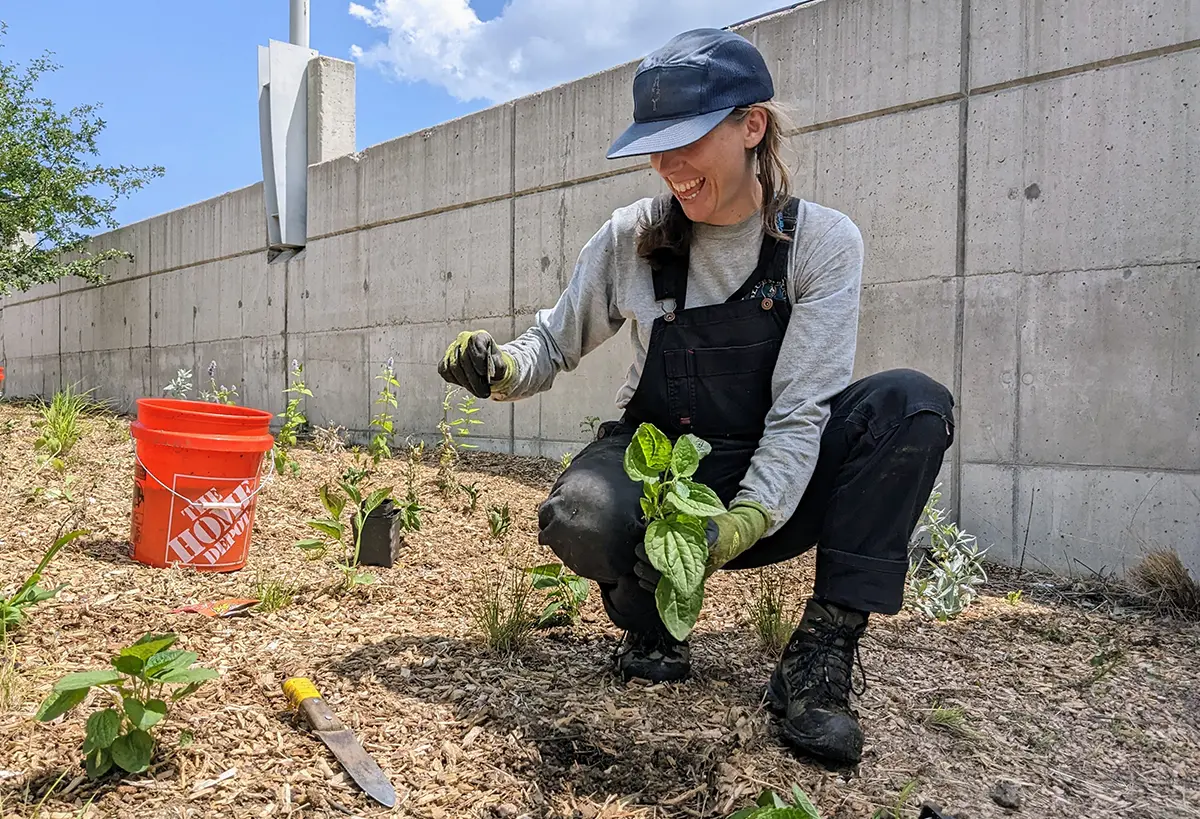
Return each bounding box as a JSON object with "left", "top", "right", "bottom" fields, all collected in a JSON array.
[
  {"left": 324, "top": 629, "right": 777, "bottom": 811},
  {"left": 78, "top": 537, "right": 137, "bottom": 566}
]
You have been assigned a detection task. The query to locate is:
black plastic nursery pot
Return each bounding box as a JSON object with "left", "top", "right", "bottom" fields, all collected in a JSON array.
[{"left": 352, "top": 499, "right": 405, "bottom": 568}]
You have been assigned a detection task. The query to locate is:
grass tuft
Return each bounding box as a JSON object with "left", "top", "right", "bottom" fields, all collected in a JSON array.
[
  {"left": 748, "top": 568, "right": 798, "bottom": 655},
  {"left": 253, "top": 576, "right": 299, "bottom": 613},
  {"left": 0, "top": 639, "right": 24, "bottom": 711},
  {"left": 472, "top": 569, "right": 535, "bottom": 655},
  {"left": 32, "top": 383, "right": 95, "bottom": 462},
  {"left": 1130, "top": 548, "right": 1200, "bottom": 619}
]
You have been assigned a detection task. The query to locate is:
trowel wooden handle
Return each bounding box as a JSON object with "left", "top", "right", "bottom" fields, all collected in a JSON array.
[{"left": 283, "top": 677, "right": 345, "bottom": 731}]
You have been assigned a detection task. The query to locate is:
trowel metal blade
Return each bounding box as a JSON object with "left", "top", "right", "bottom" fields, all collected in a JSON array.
[{"left": 314, "top": 727, "right": 397, "bottom": 808}]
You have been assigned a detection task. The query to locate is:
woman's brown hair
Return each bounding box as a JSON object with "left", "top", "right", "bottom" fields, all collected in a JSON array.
[{"left": 636, "top": 100, "right": 794, "bottom": 261}]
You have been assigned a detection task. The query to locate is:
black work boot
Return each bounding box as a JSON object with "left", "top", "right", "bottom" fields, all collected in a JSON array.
[
  {"left": 612, "top": 629, "right": 691, "bottom": 683},
  {"left": 766, "top": 598, "right": 868, "bottom": 765}
]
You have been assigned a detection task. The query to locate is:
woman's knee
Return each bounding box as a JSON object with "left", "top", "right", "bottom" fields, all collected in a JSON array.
[
  {"left": 537, "top": 441, "right": 643, "bottom": 583},
  {"left": 852, "top": 368, "right": 955, "bottom": 446}
]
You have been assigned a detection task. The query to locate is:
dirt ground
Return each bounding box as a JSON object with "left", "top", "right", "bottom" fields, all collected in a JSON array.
[{"left": 1, "top": 403, "right": 1197, "bottom": 819}]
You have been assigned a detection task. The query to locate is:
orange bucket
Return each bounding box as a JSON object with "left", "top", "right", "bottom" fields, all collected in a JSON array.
[{"left": 129, "top": 398, "right": 275, "bottom": 571}]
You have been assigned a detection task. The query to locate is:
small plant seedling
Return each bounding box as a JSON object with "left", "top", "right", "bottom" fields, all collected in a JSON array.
[
  {"left": 472, "top": 569, "right": 535, "bottom": 655},
  {"left": 34, "top": 632, "right": 217, "bottom": 779},
  {"left": 162, "top": 368, "right": 193, "bottom": 399},
  {"left": 623, "top": 422, "right": 726, "bottom": 641},
  {"left": 32, "top": 383, "right": 93, "bottom": 464},
  {"left": 396, "top": 497, "right": 425, "bottom": 532},
  {"left": 436, "top": 385, "right": 482, "bottom": 499},
  {"left": 905, "top": 485, "right": 988, "bottom": 621},
  {"left": 404, "top": 441, "right": 424, "bottom": 503},
  {"left": 295, "top": 478, "right": 393, "bottom": 591},
  {"left": 369, "top": 359, "right": 400, "bottom": 463},
  {"left": 199, "top": 361, "right": 238, "bottom": 405},
  {"left": 1, "top": 527, "right": 88, "bottom": 640},
  {"left": 925, "top": 704, "right": 978, "bottom": 740},
  {"left": 524, "top": 563, "right": 589, "bottom": 628},
  {"left": 870, "top": 779, "right": 920, "bottom": 819},
  {"left": 749, "top": 568, "right": 798, "bottom": 655},
  {"left": 1006, "top": 589, "right": 1023, "bottom": 606},
  {"left": 274, "top": 360, "right": 313, "bottom": 476},
  {"left": 487, "top": 503, "right": 512, "bottom": 540},
  {"left": 560, "top": 451, "right": 572, "bottom": 470},
  {"left": 458, "top": 481, "right": 480, "bottom": 514},
  {"left": 253, "top": 576, "right": 298, "bottom": 613},
  {"left": 728, "top": 785, "right": 821, "bottom": 818}
]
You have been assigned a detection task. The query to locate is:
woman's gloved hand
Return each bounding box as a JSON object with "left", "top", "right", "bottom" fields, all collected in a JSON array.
[
  {"left": 437, "top": 330, "right": 516, "bottom": 398},
  {"left": 633, "top": 501, "right": 771, "bottom": 593}
]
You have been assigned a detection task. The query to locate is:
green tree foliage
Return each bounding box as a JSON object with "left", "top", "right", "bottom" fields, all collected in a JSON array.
[{"left": 0, "top": 23, "right": 164, "bottom": 295}]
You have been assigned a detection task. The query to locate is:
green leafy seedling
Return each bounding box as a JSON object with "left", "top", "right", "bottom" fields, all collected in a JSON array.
[
  {"left": 369, "top": 359, "right": 400, "bottom": 464},
  {"left": 524, "top": 563, "right": 589, "bottom": 628},
  {"left": 295, "top": 478, "right": 393, "bottom": 590},
  {"left": 623, "top": 422, "right": 725, "bottom": 641},
  {"left": 728, "top": 785, "right": 821, "bottom": 819},
  {"left": 273, "top": 360, "right": 313, "bottom": 476},
  {"left": 1, "top": 527, "right": 88, "bottom": 639},
  {"left": 34, "top": 632, "right": 217, "bottom": 779}
]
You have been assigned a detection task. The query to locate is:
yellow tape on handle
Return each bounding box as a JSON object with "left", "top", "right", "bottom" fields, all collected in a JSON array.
[{"left": 283, "top": 677, "right": 321, "bottom": 710}]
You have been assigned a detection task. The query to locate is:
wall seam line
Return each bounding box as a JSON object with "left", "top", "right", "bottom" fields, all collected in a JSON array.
[
  {"left": 952, "top": 0, "right": 971, "bottom": 529},
  {"left": 508, "top": 101, "right": 517, "bottom": 454}
]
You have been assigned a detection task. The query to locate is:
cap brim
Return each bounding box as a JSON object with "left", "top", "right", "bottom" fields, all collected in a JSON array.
[{"left": 605, "top": 107, "right": 735, "bottom": 159}]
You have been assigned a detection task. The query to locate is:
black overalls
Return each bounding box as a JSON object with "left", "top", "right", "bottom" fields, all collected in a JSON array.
[{"left": 538, "top": 195, "right": 956, "bottom": 634}]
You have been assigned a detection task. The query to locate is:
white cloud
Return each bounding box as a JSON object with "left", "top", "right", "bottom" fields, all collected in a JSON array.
[{"left": 347, "top": 0, "right": 789, "bottom": 103}]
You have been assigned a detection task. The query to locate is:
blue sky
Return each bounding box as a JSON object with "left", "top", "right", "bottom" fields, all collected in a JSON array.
[{"left": 2, "top": 1, "right": 787, "bottom": 228}]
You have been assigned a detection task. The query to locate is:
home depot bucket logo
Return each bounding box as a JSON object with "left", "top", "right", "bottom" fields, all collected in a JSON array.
[{"left": 166, "top": 478, "right": 256, "bottom": 567}]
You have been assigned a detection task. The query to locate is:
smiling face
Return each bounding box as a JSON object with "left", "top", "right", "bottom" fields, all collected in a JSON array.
[{"left": 649, "top": 107, "right": 768, "bottom": 226}]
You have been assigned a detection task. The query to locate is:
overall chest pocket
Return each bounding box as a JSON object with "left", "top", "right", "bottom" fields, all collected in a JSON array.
[{"left": 664, "top": 338, "right": 781, "bottom": 439}]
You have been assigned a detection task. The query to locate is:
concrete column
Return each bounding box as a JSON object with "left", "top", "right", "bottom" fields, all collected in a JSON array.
[{"left": 308, "top": 56, "right": 356, "bottom": 166}]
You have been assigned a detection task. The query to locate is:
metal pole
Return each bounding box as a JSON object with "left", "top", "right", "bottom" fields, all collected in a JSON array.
[{"left": 290, "top": 0, "right": 309, "bottom": 47}]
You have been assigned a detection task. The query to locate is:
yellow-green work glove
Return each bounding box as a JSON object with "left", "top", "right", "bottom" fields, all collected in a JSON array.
[
  {"left": 704, "top": 501, "right": 771, "bottom": 575},
  {"left": 437, "top": 330, "right": 516, "bottom": 398}
]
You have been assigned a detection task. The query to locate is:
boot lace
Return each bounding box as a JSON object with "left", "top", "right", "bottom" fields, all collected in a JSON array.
[{"left": 784, "top": 618, "right": 867, "bottom": 708}]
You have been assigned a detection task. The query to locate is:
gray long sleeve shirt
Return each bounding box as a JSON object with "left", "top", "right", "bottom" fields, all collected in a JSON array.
[{"left": 493, "top": 196, "right": 864, "bottom": 536}]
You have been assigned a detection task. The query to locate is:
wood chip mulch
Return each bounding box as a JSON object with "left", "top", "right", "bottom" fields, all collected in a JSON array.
[{"left": 1, "top": 404, "right": 1198, "bottom": 819}]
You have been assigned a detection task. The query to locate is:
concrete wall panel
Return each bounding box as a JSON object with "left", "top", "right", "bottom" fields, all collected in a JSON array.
[
  {"left": 289, "top": 232, "right": 368, "bottom": 334},
  {"left": 308, "top": 153, "right": 361, "bottom": 237},
  {"left": 754, "top": 0, "right": 963, "bottom": 127},
  {"left": 365, "top": 201, "right": 512, "bottom": 328},
  {"left": 961, "top": 273, "right": 1019, "bottom": 463},
  {"left": 1017, "top": 465, "right": 1200, "bottom": 577},
  {"left": 148, "top": 184, "right": 264, "bottom": 273},
  {"left": 3, "top": 299, "right": 58, "bottom": 359},
  {"left": 293, "top": 330, "right": 369, "bottom": 430},
  {"left": 514, "top": 62, "right": 643, "bottom": 191},
  {"left": 967, "top": 51, "right": 1200, "bottom": 276},
  {"left": 513, "top": 169, "right": 660, "bottom": 314},
  {"left": 961, "top": 462, "right": 1016, "bottom": 561},
  {"left": 59, "top": 221, "right": 153, "bottom": 294},
  {"left": 1018, "top": 264, "right": 1200, "bottom": 470},
  {"left": 359, "top": 106, "right": 512, "bottom": 225},
  {"left": 80, "top": 348, "right": 151, "bottom": 415},
  {"left": 1, "top": 355, "right": 57, "bottom": 398},
  {"left": 971, "top": 0, "right": 1200, "bottom": 89},
  {"left": 807, "top": 102, "right": 961, "bottom": 285},
  {"left": 60, "top": 278, "right": 150, "bottom": 354},
  {"left": 852, "top": 278, "right": 959, "bottom": 391}
]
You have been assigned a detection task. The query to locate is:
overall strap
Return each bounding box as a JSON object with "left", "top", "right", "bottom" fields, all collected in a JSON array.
[
  {"left": 646, "top": 194, "right": 691, "bottom": 311},
  {"left": 726, "top": 196, "right": 801, "bottom": 303}
]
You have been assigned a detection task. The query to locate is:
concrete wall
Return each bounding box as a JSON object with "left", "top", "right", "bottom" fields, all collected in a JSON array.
[{"left": 2, "top": 0, "right": 1197, "bottom": 580}]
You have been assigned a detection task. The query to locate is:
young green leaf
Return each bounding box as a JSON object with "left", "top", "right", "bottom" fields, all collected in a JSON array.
[
  {"left": 144, "top": 650, "right": 198, "bottom": 678},
  {"left": 566, "top": 576, "right": 590, "bottom": 603},
  {"left": 85, "top": 747, "right": 114, "bottom": 779},
  {"left": 670, "top": 434, "right": 706, "bottom": 478},
  {"left": 82, "top": 709, "right": 121, "bottom": 753},
  {"left": 305, "top": 519, "right": 344, "bottom": 540},
  {"left": 319, "top": 485, "right": 346, "bottom": 519},
  {"left": 623, "top": 423, "right": 671, "bottom": 482},
  {"left": 668, "top": 478, "right": 726, "bottom": 518},
  {"left": 120, "top": 634, "right": 178, "bottom": 661},
  {"left": 655, "top": 579, "right": 704, "bottom": 641},
  {"left": 294, "top": 538, "right": 326, "bottom": 550},
  {"left": 112, "top": 655, "right": 145, "bottom": 677},
  {"left": 156, "top": 667, "right": 219, "bottom": 686},
  {"left": 35, "top": 688, "right": 88, "bottom": 722},
  {"left": 789, "top": 785, "right": 821, "bottom": 819},
  {"left": 525, "top": 564, "right": 564, "bottom": 578},
  {"left": 171, "top": 681, "right": 205, "bottom": 702},
  {"left": 362, "top": 486, "right": 393, "bottom": 516},
  {"left": 53, "top": 669, "right": 123, "bottom": 692},
  {"left": 125, "top": 698, "right": 168, "bottom": 731},
  {"left": 645, "top": 516, "right": 708, "bottom": 598},
  {"left": 110, "top": 729, "right": 154, "bottom": 773}
]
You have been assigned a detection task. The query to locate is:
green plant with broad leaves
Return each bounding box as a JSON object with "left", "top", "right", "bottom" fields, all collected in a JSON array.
[
  {"left": 273, "top": 359, "right": 313, "bottom": 476},
  {"left": 487, "top": 503, "right": 511, "bottom": 540},
  {"left": 34, "top": 633, "right": 217, "bottom": 779},
  {"left": 369, "top": 359, "right": 400, "bottom": 464},
  {"left": 728, "top": 786, "right": 821, "bottom": 818},
  {"left": 524, "top": 563, "right": 589, "bottom": 628},
  {"left": 1, "top": 527, "right": 87, "bottom": 639},
  {"left": 295, "top": 475, "right": 393, "bottom": 590},
  {"left": 623, "top": 422, "right": 726, "bottom": 641},
  {"left": 905, "top": 485, "right": 988, "bottom": 621},
  {"left": 436, "top": 385, "right": 482, "bottom": 498}
]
